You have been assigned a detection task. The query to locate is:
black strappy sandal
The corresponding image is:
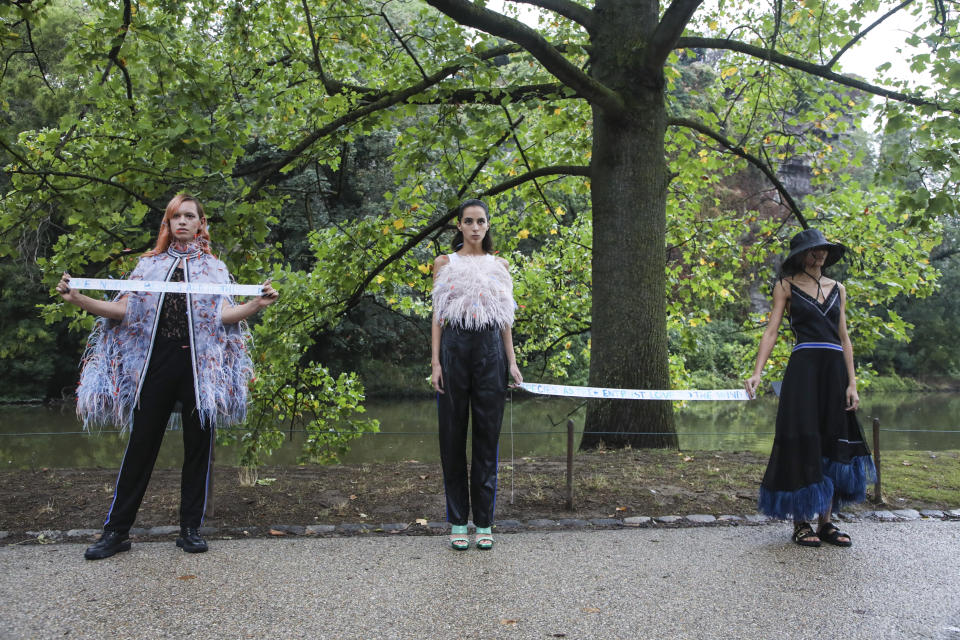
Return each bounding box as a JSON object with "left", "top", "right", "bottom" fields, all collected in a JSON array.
[
  {"left": 817, "top": 522, "right": 852, "bottom": 547},
  {"left": 792, "top": 522, "right": 821, "bottom": 547}
]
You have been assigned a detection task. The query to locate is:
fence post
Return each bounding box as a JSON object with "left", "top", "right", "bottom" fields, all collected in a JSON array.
[
  {"left": 872, "top": 417, "right": 882, "bottom": 504},
  {"left": 566, "top": 419, "right": 574, "bottom": 511}
]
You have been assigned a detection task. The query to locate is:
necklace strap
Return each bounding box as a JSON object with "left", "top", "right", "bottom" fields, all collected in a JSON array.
[{"left": 801, "top": 269, "right": 825, "bottom": 301}]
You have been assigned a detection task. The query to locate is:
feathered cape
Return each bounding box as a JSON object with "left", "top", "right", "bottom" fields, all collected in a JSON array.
[
  {"left": 432, "top": 253, "right": 514, "bottom": 330},
  {"left": 76, "top": 243, "right": 253, "bottom": 430}
]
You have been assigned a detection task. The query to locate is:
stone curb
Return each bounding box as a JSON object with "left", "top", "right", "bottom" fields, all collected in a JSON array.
[{"left": 6, "top": 508, "right": 958, "bottom": 545}]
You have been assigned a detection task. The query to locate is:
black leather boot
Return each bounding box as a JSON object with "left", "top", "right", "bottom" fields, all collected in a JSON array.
[
  {"left": 176, "top": 527, "right": 208, "bottom": 553},
  {"left": 84, "top": 530, "right": 131, "bottom": 560}
]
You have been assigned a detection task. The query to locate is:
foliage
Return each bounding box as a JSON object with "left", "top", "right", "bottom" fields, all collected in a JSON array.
[
  {"left": 861, "top": 373, "right": 928, "bottom": 392},
  {"left": 1, "top": 0, "right": 958, "bottom": 457}
]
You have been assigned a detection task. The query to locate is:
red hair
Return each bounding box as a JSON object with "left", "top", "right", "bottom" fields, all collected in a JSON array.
[{"left": 144, "top": 193, "right": 212, "bottom": 256}]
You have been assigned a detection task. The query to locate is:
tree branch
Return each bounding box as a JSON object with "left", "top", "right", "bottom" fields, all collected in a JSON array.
[
  {"left": 54, "top": 0, "right": 135, "bottom": 157},
  {"left": 300, "top": 0, "right": 339, "bottom": 95},
  {"left": 505, "top": 0, "right": 595, "bottom": 31},
  {"left": 380, "top": 10, "right": 428, "bottom": 80},
  {"left": 424, "top": 0, "right": 625, "bottom": 115},
  {"left": 825, "top": 0, "right": 914, "bottom": 69},
  {"left": 441, "top": 82, "right": 573, "bottom": 104},
  {"left": 668, "top": 117, "right": 808, "bottom": 228},
  {"left": 23, "top": 19, "right": 55, "bottom": 94},
  {"left": 481, "top": 164, "right": 590, "bottom": 197},
  {"left": 342, "top": 121, "right": 530, "bottom": 308},
  {"left": 7, "top": 167, "right": 162, "bottom": 212},
  {"left": 342, "top": 164, "right": 590, "bottom": 310},
  {"left": 107, "top": 0, "right": 134, "bottom": 104},
  {"left": 459, "top": 119, "right": 521, "bottom": 199},
  {"left": 931, "top": 246, "right": 960, "bottom": 262},
  {"left": 676, "top": 36, "right": 960, "bottom": 115},
  {"left": 243, "top": 44, "right": 527, "bottom": 195},
  {"left": 646, "top": 0, "right": 705, "bottom": 71},
  {"left": 501, "top": 104, "right": 562, "bottom": 224}
]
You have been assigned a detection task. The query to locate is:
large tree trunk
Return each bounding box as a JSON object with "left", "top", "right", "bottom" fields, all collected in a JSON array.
[{"left": 581, "top": 0, "right": 677, "bottom": 450}]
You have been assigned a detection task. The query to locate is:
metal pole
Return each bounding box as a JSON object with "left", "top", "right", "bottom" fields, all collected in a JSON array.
[
  {"left": 566, "top": 418, "right": 574, "bottom": 511},
  {"left": 872, "top": 417, "right": 882, "bottom": 504}
]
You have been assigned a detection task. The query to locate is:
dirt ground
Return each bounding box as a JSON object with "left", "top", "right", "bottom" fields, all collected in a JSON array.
[{"left": 0, "top": 449, "right": 950, "bottom": 541}]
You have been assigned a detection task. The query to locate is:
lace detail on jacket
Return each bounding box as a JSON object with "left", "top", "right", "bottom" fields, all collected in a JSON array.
[{"left": 156, "top": 267, "right": 188, "bottom": 343}]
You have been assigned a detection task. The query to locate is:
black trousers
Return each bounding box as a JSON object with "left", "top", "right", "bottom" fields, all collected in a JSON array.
[
  {"left": 437, "top": 326, "right": 507, "bottom": 528},
  {"left": 104, "top": 338, "right": 213, "bottom": 534}
]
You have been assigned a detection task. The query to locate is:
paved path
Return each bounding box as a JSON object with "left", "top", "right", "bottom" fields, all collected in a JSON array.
[{"left": 2, "top": 520, "right": 958, "bottom": 639}]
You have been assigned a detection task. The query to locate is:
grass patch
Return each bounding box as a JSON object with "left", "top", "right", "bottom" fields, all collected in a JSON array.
[{"left": 879, "top": 450, "right": 960, "bottom": 507}]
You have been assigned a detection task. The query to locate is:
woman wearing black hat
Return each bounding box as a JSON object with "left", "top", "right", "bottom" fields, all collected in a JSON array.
[{"left": 745, "top": 228, "right": 875, "bottom": 547}]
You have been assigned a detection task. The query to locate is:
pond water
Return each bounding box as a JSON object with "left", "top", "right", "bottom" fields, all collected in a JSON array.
[{"left": 0, "top": 392, "right": 957, "bottom": 470}]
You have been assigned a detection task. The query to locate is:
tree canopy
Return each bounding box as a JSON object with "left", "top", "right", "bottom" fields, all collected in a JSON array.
[{"left": 1, "top": 0, "right": 957, "bottom": 458}]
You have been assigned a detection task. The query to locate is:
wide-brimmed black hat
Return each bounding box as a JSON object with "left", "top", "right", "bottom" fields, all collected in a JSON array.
[{"left": 784, "top": 228, "right": 845, "bottom": 268}]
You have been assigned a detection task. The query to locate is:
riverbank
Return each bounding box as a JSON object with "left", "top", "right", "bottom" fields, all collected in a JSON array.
[{"left": 3, "top": 449, "right": 957, "bottom": 542}]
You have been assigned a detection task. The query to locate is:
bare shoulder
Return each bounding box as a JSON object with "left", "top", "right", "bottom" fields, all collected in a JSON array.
[
  {"left": 433, "top": 254, "right": 450, "bottom": 277},
  {"left": 774, "top": 278, "right": 792, "bottom": 298}
]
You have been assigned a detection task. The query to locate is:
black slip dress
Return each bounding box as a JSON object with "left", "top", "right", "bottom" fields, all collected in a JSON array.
[{"left": 758, "top": 281, "right": 876, "bottom": 520}]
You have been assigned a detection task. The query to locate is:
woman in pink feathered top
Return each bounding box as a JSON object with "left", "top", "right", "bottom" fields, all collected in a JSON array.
[{"left": 431, "top": 198, "right": 522, "bottom": 551}]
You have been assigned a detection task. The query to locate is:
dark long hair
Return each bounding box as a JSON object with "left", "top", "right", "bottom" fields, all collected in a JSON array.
[
  {"left": 450, "top": 198, "right": 494, "bottom": 253},
  {"left": 778, "top": 252, "right": 812, "bottom": 279}
]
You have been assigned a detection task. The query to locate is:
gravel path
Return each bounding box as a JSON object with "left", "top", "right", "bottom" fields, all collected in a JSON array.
[{"left": 2, "top": 520, "right": 958, "bottom": 639}]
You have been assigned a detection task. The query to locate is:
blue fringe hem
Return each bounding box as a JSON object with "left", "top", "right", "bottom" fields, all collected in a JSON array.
[
  {"left": 758, "top": 477, "right": 834, "bottom": 521},
  {"left": 758, "top": 455, "right": 877, "bottom": 519},
  {"left": 822, "top": 455, "right": 877, "bottom": 506}
]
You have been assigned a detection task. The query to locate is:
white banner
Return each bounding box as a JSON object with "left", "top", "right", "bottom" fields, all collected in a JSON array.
[
  {"left": 519, "top": 382, "right": 749, "bottom": 401},
  {"left": 68, "top": 278, "right": 263, "bottom": 297}
]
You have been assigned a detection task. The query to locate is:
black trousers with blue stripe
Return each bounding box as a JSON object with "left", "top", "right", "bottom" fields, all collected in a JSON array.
[
  {"left": 437, "top": 326, "right": 507, "bottom": 528},
  {"left": 104, "top": 337, "right": 213, "bottom": 534}
]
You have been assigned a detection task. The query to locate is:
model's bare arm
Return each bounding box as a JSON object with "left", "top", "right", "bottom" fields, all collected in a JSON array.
[
  {"left": 220, "top": 280, "right": 278, "bottom": 324},
  {"left": 745, "top": 280, "right": 789, "bottom": 398},
  {"left": 431, "top": 255, "right": 450, "bottom": 393},
  {"left": 56, "top": 272, "right": 127, "bottom": 320},
  {"left": 837, "top": 284, "right": 859, "bottom": 410}
]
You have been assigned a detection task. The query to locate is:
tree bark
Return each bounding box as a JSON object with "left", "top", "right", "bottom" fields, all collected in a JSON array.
[{"left": 581, "top": 0, "right": 677, "bottom": 449}]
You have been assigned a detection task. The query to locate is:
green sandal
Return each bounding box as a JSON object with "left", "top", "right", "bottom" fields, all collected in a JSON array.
[
  {"left": 475, "top": 527, "right": 494, "bottom": 550},
  {"left": 449, "top": 525, "right": 469, "bottom": 551}
]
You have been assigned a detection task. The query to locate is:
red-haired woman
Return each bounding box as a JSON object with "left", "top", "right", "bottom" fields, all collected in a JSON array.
[{"left": 57, "top": 194, "right": 277, "bottom": 560}]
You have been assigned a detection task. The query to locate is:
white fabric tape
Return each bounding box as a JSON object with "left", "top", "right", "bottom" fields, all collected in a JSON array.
[
  {"left": 519, "top": 382, "right": 749, "bottom": 401},
  {"left": 68, "top": 278, "right": 263, "bottom": 297}
]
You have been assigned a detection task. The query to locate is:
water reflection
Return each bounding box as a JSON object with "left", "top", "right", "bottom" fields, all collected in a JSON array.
[{"left": 0, "top": 392, "right": 957, "bottom": 470}]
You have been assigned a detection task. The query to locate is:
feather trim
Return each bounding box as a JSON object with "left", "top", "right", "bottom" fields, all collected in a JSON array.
[
  {"left": 757, "top": 455, "right": 876, "bottom": 519},
  {"left": 822, "top": 455, "right": 876, "bottom": 505},
  {"left": 75, "top": 253, "right": 253, "bottom": 432},
  {"left": 758, "top": 477, "right": 834, "bottom": 521},
  {"left": 432, "top": 254, "right": 514, "bottom": 330}
]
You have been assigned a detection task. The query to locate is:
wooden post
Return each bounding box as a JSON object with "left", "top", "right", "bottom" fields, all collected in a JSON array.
[
  {"left": 872, "top": 417, "right": 882, "bottom": 504},
  {"left": 565, "top": 419, "right": 574, "bottom": 511}
]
